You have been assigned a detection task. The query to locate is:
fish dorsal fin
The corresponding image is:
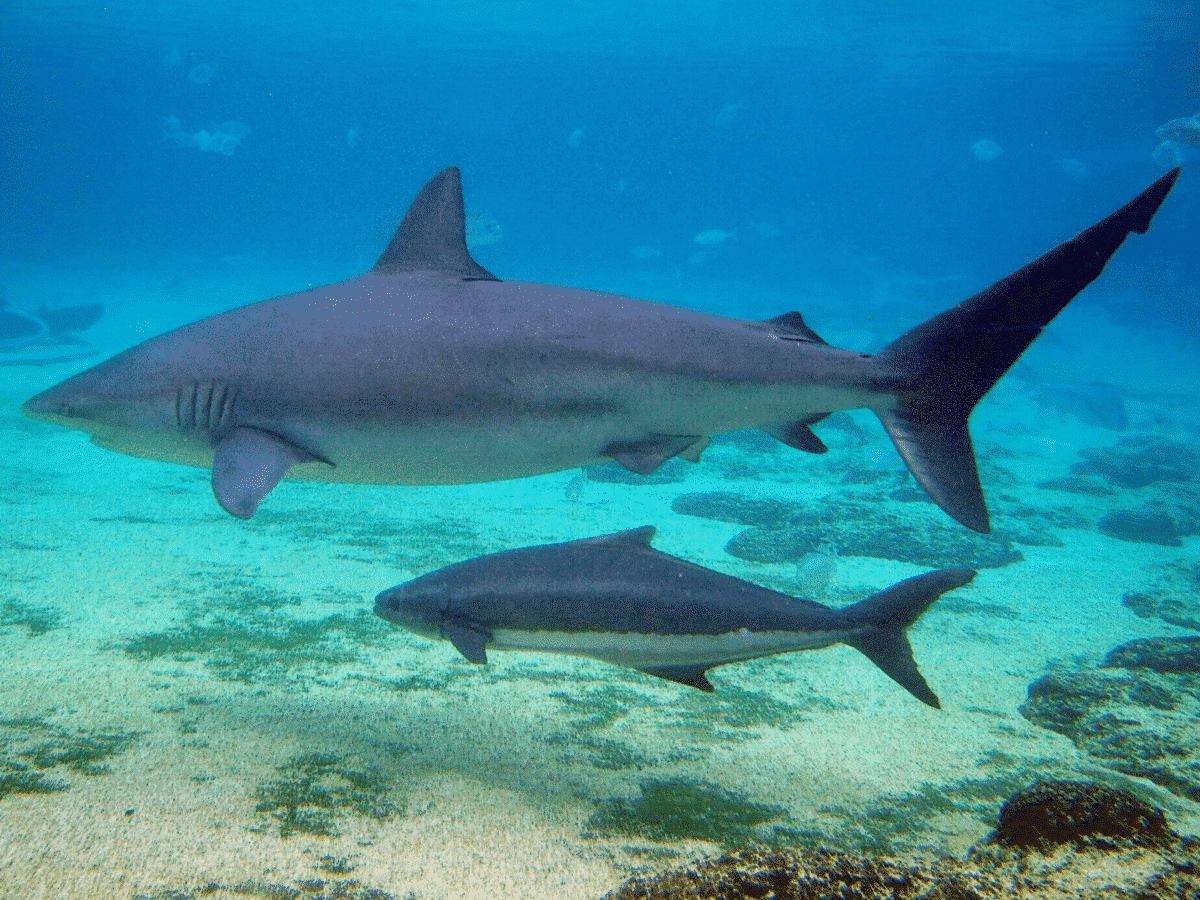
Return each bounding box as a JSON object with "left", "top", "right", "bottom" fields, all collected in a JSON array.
[
  {"left": 581, "top": 526, "right": 657, "bottom": 550},
  {"left": 764, "top": 311, "right": 827, "bottom": 344},
  {"left": 372, "top": 167, "right": 499, "bottom": 281},
  {"left": 638, "top": 664, "right": 715, "bottom": 692}
]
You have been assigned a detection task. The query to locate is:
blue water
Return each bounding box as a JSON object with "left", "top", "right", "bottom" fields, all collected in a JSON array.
[{"left": 2, "top": 2, "right": 1198, "bottom": 898}]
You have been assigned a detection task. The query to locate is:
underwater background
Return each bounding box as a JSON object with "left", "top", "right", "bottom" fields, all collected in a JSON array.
[{"left": 2, "top": 2, "right": 1199, "bottom": 898}]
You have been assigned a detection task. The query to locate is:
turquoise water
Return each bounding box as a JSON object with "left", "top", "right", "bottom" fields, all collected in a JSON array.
[{"left": 2, "top": 2, "right": 1198, "bottom": 897}]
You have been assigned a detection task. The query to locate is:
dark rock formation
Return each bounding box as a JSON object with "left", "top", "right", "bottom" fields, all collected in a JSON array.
[
  {"left": 672, "top": 491, "right": 1033, "bottom": 569},
  {"left": 1020, "top": 637, "right": 1200, "bottom": 801},
  {"left": 601, "top": 781, "right": 1199, "bottom": 900},
  {"left": 1097, "top": 508, "right": 1183, "bottom": 547},
  {"left": 1122, "top": 560, "right": 1200, "bottom": 631},
  {"left": 670, "top": 492, "right": 802, "bottom": 529},
  {"left": 985, "top": 779, "right": 1175, "bottom": 852},
  {"left": 1071, "top": 435, "right": 1200, "bottom": 489}
]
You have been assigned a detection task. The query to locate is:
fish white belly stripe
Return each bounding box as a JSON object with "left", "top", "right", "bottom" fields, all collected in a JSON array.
[{"left": 490, "top": 627, "right": 846, "bottom": 667}]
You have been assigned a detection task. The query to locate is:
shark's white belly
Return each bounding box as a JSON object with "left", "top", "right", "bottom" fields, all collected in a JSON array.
[
  {"left": 489, "top": 626, "right": 845, "bottom": 668},
  {"left": 272, "top": 375, "right": 880, "bottom": 485}
]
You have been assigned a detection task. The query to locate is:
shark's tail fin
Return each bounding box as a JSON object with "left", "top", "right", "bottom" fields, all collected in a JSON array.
[
  {"left": 839, "top": 568, "right": 976, "bottom": 709},
  {"left": 872, "top": 169, "right": 1180, "bottom": 533}
]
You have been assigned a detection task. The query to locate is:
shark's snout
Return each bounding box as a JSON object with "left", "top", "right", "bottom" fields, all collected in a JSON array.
[{"left": 21, "top": 388, "right": 85, "bottom": 426}]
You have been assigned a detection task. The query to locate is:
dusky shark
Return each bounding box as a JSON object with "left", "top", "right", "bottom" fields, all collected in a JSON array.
[
  {"left": 22, "top": 167, "right": 1180, "bottom": 530},
  {"left": 374, "top": 526, "right": 976, "bottom": 707}
]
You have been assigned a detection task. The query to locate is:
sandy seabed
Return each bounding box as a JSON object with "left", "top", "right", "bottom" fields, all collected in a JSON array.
[{"left": 2, "top": 264, "right": 1199, "bottom": 899}]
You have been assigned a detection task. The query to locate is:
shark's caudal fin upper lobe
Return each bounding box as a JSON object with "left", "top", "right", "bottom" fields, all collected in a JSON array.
[
  {"left": 838, "top": 567, "right": 977, "bottom": 708},
  {"left": 873, "top": 168, "right": 1180, "bottom": 533}
]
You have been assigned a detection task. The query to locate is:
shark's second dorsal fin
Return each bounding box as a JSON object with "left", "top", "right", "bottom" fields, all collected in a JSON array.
[
  {"left": 764, "top": 311, "right": 827, "bottom": 344},
  {"left": 373, "top": 167, "right": 500, "bottom": 281},
  {"left": 580, "top": 526, "right": 657, "bottom": 550}
]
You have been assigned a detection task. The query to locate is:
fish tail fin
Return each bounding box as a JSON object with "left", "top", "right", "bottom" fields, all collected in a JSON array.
[
  {"left": 840, "top": 568, "right": 977, "bottom": 708},
  {"left": 872, "top": 169, "right": 1179, "bottom": 533}
]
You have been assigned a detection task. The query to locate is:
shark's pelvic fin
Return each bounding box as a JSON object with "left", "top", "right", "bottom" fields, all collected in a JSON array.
[
  {"left": 605, "top": 434, "right": 708, "bottom": 474},
  {"left": 211, "top": 427, "right": 325, "bottom": 519},
  {"left": 372, "top": 166, "right": 500, "bottom": 281},
  {"left": 839, "top": 567, "right": 977, "bottom": 709},
  {"left": 873, "top": 168, "right": 1180, "bottom": 533}
]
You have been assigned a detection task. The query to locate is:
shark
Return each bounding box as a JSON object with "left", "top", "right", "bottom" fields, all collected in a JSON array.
[
  {"left": 22, "top": 166, "right": 1180, "bottom": 530},
  {"left": 374, "top": 526, "right": 976, "bottom": 707}
]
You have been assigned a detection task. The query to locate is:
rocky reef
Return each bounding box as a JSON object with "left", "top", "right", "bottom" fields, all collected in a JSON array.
[
  {"left": 1020, "top": 637, "right": 1200, "bottom": 802},
  {"left": 601, "top": 780, "right": 1199, "bottom": 899},
  {"left": 1122, "top": 559, "right": 1200, "bottom": 631},
  {"left": 670, "top": 489, "right": 1061, "bottom": 570}
]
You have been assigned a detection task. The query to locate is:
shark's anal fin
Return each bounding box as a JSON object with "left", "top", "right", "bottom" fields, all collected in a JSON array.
[
  {"left": 211, "top": 427, "right": 324, "bottom": 519},
  {"left": 638, "top": 664, "right": 715, "bottom": 692},
  {"left": 372, "top": 167, "right": 499, "bottom": 281},
  {"left": 443, "top": 620, "right": 491, "bottom": 664},
  {"left": 766, "top": 415, "right": 830, "bottom": 453},
  {"left": 605, "top": 434, "right": 708, "bottom": 475}
]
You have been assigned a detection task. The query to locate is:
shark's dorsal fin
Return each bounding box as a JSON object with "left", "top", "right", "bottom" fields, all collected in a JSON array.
[
  {"left": 580, "top": 526, "right": 657, "bottom": 549},
  {"left": 372, "top": 167, "right": 499, "bottom": 281}
]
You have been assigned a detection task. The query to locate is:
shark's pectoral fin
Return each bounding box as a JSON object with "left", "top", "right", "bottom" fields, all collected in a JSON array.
[
  {"left": 638, "top": 664, "right": 715, "bottom": 692},
  {"left": 606, "top": 435, "right": 708, "bottom": 475},
  {"left": 766, "top": 416, "right": 829, "bottom": 454},
  {"left": 443, "top": 620, "right": 491, "bottom": 664},
  {"left": 211, "top": 427, "right": 325, "bottom": 519}
]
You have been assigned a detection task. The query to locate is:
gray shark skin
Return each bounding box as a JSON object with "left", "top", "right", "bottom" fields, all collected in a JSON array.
[
  {"left": 374, "top": 526, "right": 977, "bottom": 707},
  {"left": 22, "top": 167, "right": 1180, "bottom": 530}
]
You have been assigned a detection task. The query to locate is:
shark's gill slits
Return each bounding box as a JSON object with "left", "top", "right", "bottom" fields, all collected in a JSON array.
[{"left": 176, "top": 381, "right": 237, "bottom": 433}]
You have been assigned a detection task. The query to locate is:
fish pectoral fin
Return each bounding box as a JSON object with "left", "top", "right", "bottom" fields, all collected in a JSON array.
[
  {"left": 765, "top": 416, "right": 829, "bottom": 454},
  {"left": 443, "top": 621, "right": 491, "bottom": 664},
  {"left": 211, "top": 427, "right": 324, "bottom": 519},
  {"left": 605, "top": 435, "right": 707, "bottom": 475},
  {"left": 638, "top": 664, "right": 715, "bottom": 692}
]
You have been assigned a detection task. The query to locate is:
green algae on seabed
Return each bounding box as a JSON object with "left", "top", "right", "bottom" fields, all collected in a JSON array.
[
  {"left": 586, "top": 778, "right": 788, "bottom": 846},
  {"left": 251, "top": 752, "right": 403, "bottom": 838},
  {"left": 115, "top": 571, "right": 388, "bottom": 684},
  {"left": 133, "top": 880, "right": 411, "bottom": 900},
  {"left": 0, "top": 717, "right": 140, "bottom": 798},
  {"left": 0, "top": 598, "right": 64, "bottom": 636}
]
